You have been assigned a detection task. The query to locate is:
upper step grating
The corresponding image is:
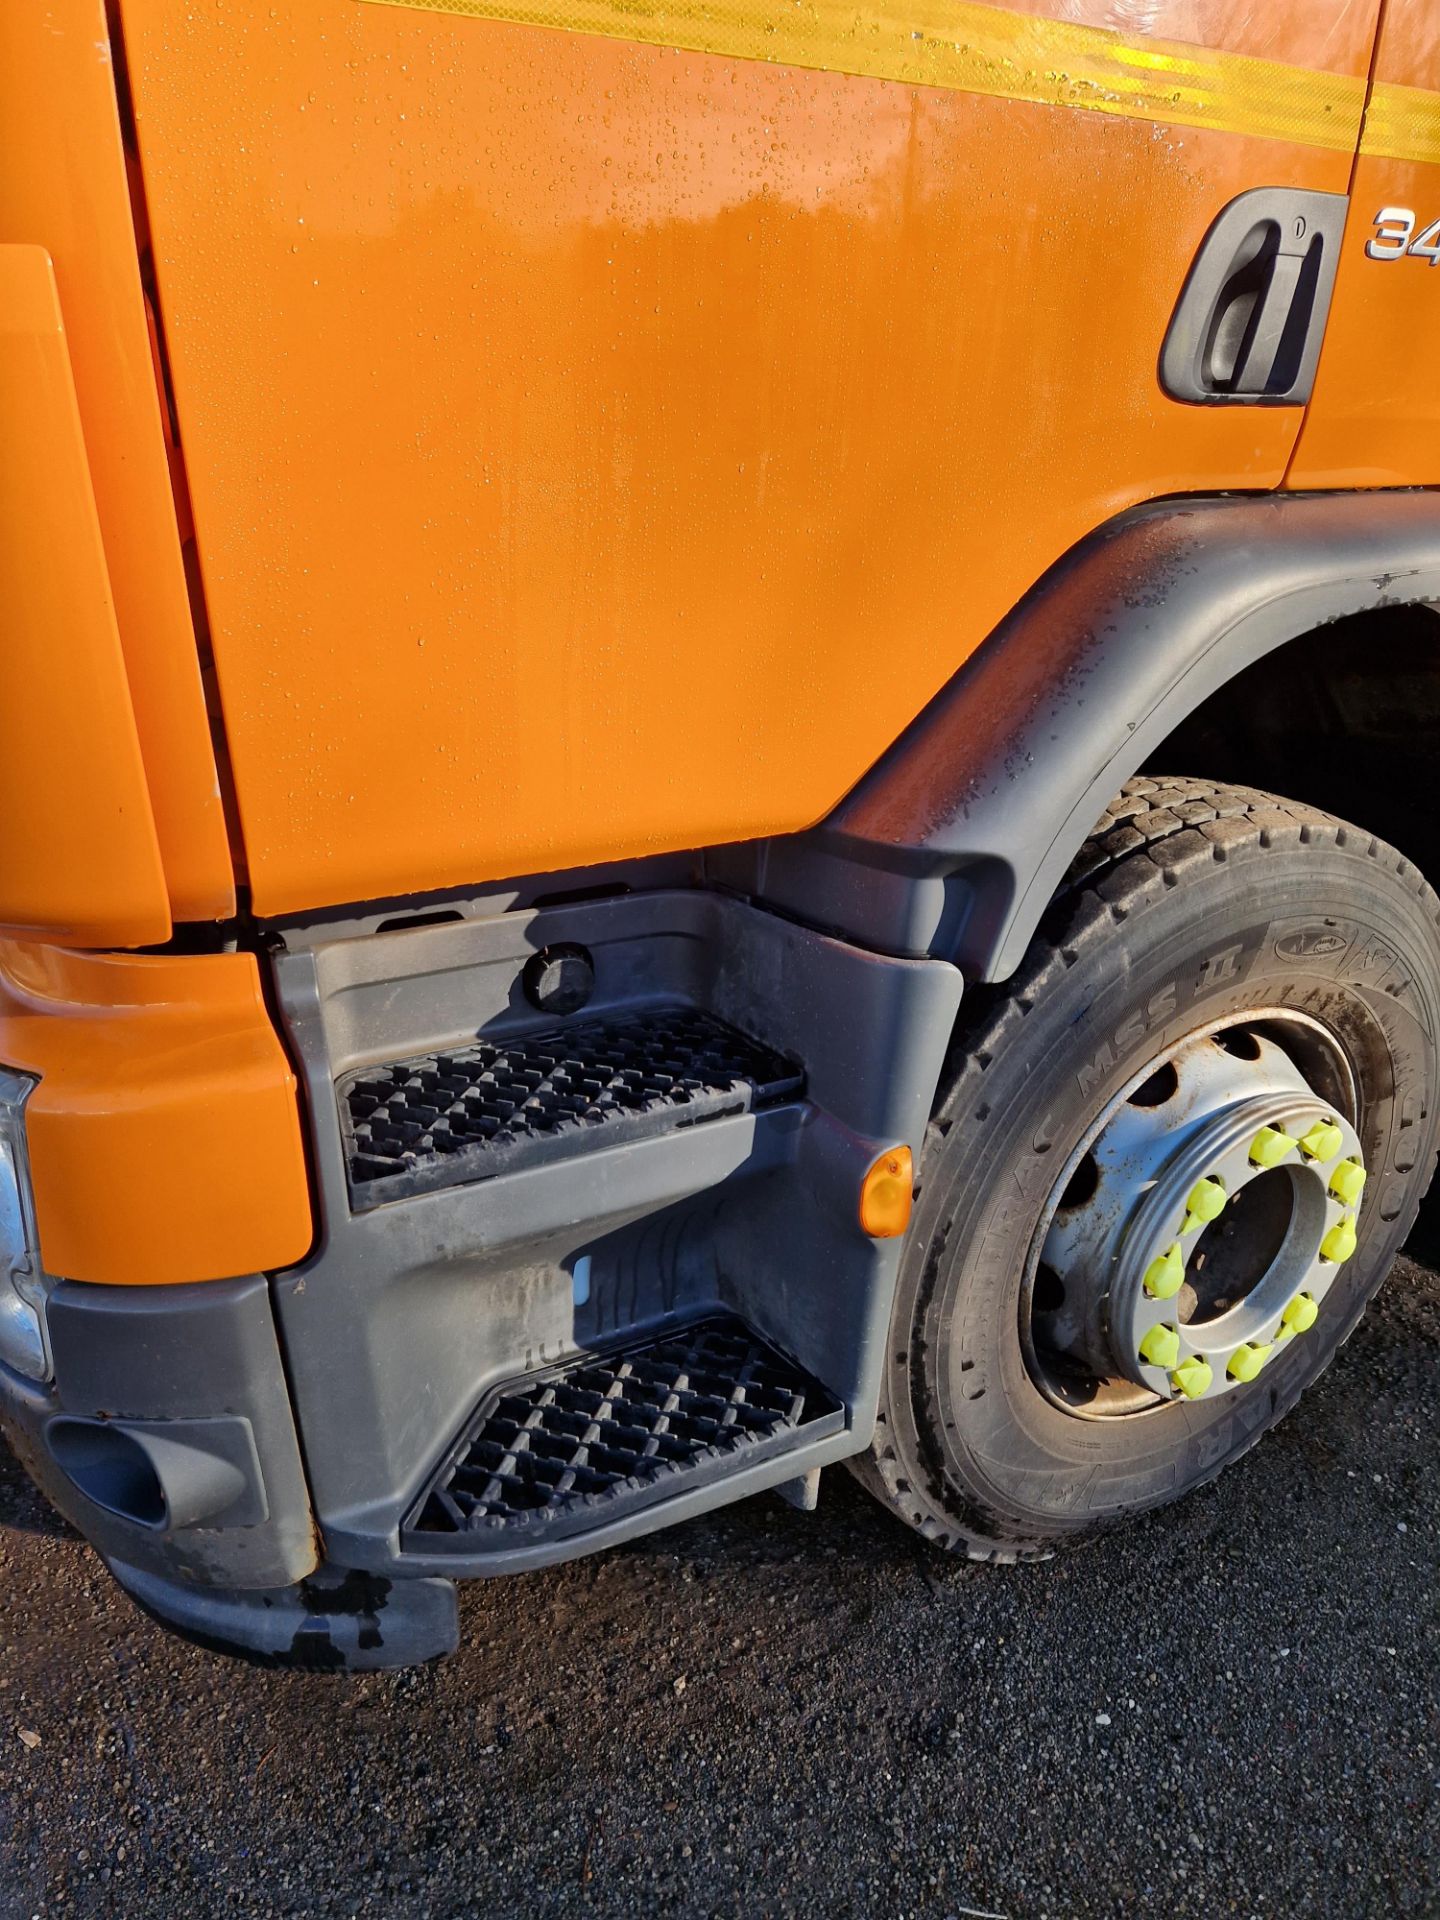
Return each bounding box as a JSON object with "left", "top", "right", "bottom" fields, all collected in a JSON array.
[{"left": 338, "top": 1006, "right": 803, "bottom": 1207}]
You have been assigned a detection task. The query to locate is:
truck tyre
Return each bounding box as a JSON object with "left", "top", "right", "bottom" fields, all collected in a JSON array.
[{"left": 856, "top": 779, "right": 1440, "bottom": 1559}]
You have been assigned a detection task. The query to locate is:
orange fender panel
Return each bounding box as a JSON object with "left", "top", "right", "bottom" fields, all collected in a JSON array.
[
  {"left": 0, "top": 246, "right": 171, "bottom": 949},
  {"left": 0, "top": 943, "right": 314, "bottom": 1287}
]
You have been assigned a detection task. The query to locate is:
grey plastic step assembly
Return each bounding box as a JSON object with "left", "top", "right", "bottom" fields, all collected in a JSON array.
[{"left": 266, "top": 886, "right": 964, "bottom": 1581}]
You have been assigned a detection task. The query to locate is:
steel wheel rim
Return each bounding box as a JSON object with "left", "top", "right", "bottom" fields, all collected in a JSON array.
[{"left": 1018, "top": 1010, "right": 1367, "bottom": 1421}]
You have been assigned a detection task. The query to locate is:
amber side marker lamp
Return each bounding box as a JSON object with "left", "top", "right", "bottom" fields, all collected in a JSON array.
[{"left": 860, "top": 1145, "right": 914, "bottom": 1239}]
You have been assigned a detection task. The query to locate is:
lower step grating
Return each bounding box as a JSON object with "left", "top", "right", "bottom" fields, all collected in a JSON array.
[
  {"left": 403, "top": 1317, "right": 843, "bottom": 1551},
  {"left": 339, "top": 1006, "right": 803, "bottom": 1208}
]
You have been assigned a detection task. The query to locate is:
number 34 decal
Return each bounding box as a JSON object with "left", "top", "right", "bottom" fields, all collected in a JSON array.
[{"left": 1366, "top": 207, "right": 1440, "bottom": 263}]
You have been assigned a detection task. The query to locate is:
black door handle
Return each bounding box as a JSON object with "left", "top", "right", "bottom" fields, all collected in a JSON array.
[{"left": 1161, "top": 187, "right": 1347, "bottom": 406}]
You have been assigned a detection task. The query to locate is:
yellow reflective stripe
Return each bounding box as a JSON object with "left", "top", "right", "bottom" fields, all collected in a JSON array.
[
  {"left": 359, "top": 0, "right": 1366, "bottom": 151},
  {"left": 1361, "top": 81, "right": 1440, "bottom": 168}
]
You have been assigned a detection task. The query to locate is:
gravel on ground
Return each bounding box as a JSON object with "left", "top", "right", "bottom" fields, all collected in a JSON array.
[{"left": 2, "top": 1245, "right": 1437, "bottom": 1920}]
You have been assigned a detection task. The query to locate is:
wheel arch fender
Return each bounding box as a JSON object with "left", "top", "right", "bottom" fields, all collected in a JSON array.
[{"left": 732, "top": 491, "right": 1440, "bottom": 981}]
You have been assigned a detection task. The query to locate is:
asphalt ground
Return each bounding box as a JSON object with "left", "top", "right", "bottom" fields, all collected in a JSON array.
[{"left": 2, "top": 1222, "right": 1437, "bottom": 1919}]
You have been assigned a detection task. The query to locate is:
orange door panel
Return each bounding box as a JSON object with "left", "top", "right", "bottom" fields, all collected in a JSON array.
[
  {"left": 118, "top": 0, "right": 1377, "bottom": 916},
  {"left": 1287, "top": 0, "right": 1440, "bottom": 488},
  {"left": 0, "top": 2, "right": 235, "bottom": 926}
]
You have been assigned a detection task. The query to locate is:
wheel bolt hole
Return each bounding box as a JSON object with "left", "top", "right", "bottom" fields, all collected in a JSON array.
[
  {"left": 1058, "top": 1153, "right": 1100, "bottom": 1211},
  {"left": 1033, "top": 1264, "right": 1066, "bottom": 1314},
  {"left": 1128, "top": 1062, "right": 1180, "bottom": 1108}
]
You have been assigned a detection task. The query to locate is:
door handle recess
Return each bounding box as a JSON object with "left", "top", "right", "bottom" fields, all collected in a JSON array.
[{"left": 1160, "top": 188, "right": 1347, "bottom": 406}]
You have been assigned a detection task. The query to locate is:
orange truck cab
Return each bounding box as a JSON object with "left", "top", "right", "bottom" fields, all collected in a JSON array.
[{"left": 3, "top": 0, "right": 1439, "bottom": 1665}]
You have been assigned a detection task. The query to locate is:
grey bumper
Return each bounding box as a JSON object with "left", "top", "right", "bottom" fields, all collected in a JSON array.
[{"left": 0, "top": 1274, "right": 318, "bottom": 1592}]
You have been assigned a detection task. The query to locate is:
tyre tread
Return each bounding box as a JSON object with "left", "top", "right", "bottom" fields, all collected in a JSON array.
[{"left": 859, "top": 777, "right": 1440, "bottom": 1562}]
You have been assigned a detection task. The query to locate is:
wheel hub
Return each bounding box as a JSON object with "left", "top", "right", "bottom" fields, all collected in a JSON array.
[{"left": 1032, "top": 1025, "right": 1366, "bottom": 1410}]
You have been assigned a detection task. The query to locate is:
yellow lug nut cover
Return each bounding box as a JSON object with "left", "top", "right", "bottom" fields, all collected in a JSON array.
[
  {"left": 1299, "top": 1119, "right": 1344, "bottom": 1163},
  {"left": 1321, "top": 1214, "right": 1358, "bottom": 1264},
  {"left": 1329, "top": 1158, "right": 1367, "bottom": 1208},
  {"left": 1181, "top": 1178, "right": 1227, "bottom": 1234},
  {"left": 1139, "top": 1323, "right": 1181, "bottom": 1370},
  {"left": 1170, "top": 1356, "right": 1213, "bottom": 1399},
  {"left": 1281, "top": 1291, "right": 1319, "bottom": 1336},
  {"left": 1227, "top": 1343, "right": 1270, "bottom": 1383},
  {"left": 1144, "top": 1244, "right": 1186, "bottom": 1300},
  {"left": 1249, "top": 1126, "right": 1296, "bottom": 1169}
]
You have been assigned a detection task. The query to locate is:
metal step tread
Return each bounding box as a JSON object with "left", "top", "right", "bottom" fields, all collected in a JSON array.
[
  {"left": 403, "top": 1317, "right": 843, "bottom": 1551},
  {"left": 339, "top": 1005, "right": 803, "bottom": 1207}
]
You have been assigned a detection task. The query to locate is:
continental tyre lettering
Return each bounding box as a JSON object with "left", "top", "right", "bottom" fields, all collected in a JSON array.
[{"left": 1076, "top": 986, "right": 1180, "bottom": 1099}]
